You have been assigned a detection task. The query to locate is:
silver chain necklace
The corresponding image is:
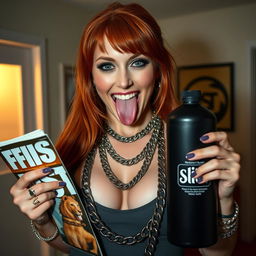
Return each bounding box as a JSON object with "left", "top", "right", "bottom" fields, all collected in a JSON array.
[
  {"left": 81, "top": 121, "right": 167, "bottom": 256},
  {"left": 103, "top": 116, "right": 161, "bottom": 166},
  {"left": 106, "top": 113, "right": 157, "bottom": 143},
  {"left": 99, "top": 116, "right": 161, "bottom": 190}
]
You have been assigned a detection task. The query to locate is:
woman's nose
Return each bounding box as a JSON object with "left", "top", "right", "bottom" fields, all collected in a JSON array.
[{"left": 117, "top": 69, "right": 133, "bottom": 89}]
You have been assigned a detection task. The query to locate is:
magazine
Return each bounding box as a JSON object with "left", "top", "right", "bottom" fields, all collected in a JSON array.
[{"left": 0, "top": 130, "right": 102, "bottom": 256}]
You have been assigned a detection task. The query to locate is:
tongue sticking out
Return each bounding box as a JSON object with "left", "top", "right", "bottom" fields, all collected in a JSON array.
[{"left": 115, "top": 96, "right": 138, "bottom": 125}]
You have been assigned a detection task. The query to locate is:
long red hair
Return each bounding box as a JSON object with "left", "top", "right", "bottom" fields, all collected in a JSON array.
[{"left": 56, "top": 2, "right": 178, "bottom": 173}]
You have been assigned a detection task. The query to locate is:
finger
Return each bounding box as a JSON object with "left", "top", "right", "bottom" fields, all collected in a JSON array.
[
  {"left": 186, "top": 145, "right": 228, "bottom": 160},
  {"left": 13, "top": 181, "right": 66, "bottom": 207},
  {"left": 18, "top": 190, "right": 56, "bottom": 218},
  {"left": 13, "top": 167, "right": 53, "bottom": 192},
  {"left": 26, "top": 180, "right": 66, "bottom": 199},
  {"left": 30, "top": 191, "right": 57, "bottom": 209},
  {"left": 28, "top": 200, "right": 56, "bottom": 221},
  {"left": 197, "top": 168, "right": 239, "bottom": 187},
  {"left": 187, "top": 145, "right": 240, "bottom": 162},
  {"left": 28, "top": 187, "right": 37, "bottom": 199},
  {"left": 32, "top": 197, "right": 41, "bottom": 207},
  {"left": 20, "top": 191, "right": 56, "bottom": 215},
  {"left": 200, "top": 131, "right": 234, "bottom": 151},
  {"left": 194, "top": 158, "right": 240, "bottom": 178}
]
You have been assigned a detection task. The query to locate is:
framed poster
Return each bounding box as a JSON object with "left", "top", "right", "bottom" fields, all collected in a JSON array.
[{"left": 178, "top": 63, "right": 234, "bottom": 131}]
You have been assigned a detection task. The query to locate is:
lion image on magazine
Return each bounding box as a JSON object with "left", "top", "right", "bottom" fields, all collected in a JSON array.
[{"left": 60, "top": 195, "right": 98, "bottom": 254}]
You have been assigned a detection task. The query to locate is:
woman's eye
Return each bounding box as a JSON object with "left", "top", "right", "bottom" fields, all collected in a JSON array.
[
  {"left": 97, "top": 63, "right": 114, "bottom": 71},
  {"left": 131, "top": 58, "right": 149, "bottom": 68}
]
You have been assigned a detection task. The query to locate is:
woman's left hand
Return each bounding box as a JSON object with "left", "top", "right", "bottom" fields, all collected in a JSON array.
[{"left": 186, "top": 131, "right": 240, "bottom": 202}]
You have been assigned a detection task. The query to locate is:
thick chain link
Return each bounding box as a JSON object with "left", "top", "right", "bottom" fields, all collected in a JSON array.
[
  {"left": 81, "top": 121, "right": 166, "bottom": 256},
  {"left": 106, "top": 113, "right": 157, "bottom": 143},
  {"left": 103, "top": 116, "right": 161, "bottom": 166},
  {"left": 98, "top": 118, "right": 161, "bottom": 190}
]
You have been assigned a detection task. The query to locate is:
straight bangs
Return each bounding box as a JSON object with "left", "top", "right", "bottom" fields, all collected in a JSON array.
[{"left": 93, "top": 14, "right": 161, "bottom": 61}]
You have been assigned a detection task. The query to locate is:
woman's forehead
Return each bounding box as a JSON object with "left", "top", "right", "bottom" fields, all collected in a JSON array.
[{"left": 93, "top": 38, "right": 142, "bottom": 62}]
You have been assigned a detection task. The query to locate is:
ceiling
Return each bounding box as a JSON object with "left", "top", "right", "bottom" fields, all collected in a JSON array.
[{"left": 63, "top": 0, "right": 256, "bottom": 19}]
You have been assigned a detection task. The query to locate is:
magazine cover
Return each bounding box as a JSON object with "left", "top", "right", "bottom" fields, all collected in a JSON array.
[{"left": 0, "top": 130, "right": 102, "bottom": 256}]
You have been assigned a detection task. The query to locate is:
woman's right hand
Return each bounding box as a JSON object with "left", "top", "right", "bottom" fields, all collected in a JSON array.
[{"left": 10, "top": 167, "right": 65, "bottom": 224}]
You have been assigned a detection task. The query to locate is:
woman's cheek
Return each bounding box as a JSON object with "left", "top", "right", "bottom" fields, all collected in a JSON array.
[
  {"left": 135, "top": 68, "right": 155, "bottom": 89},
  {"left": 93, "top": 74, "right": 112, "bottom": 93}
]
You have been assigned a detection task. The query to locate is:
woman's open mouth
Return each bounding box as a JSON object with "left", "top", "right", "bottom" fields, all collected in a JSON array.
[{"left": 111, "top": 91, "right": 139, "bottom": 125}]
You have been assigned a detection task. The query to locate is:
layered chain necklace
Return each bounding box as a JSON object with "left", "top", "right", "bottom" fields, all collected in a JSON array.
[
  {"left": 99, "top": 115, "right": 161, "bottom": 190},
  {"left": 81, "top": 115, "right": 167, "bottom": 256}
]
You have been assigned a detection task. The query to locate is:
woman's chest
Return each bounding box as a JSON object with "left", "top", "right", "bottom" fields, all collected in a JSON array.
[{"left": 84, "top": 149, "right": 159, "bottom": 210}]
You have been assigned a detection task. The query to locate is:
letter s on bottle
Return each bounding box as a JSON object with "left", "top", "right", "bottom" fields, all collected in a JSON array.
[{"left": 179, "top": 169, "right": 187, "bottom": 184}]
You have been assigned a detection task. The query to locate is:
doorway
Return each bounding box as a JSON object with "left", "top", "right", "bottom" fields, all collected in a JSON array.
[{"left": 0, "top": 29, "right": 50, "bottom": 256}]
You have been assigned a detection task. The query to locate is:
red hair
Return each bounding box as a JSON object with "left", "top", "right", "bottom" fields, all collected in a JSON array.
[{"left": 56, "top": 2, "right": 178, "bottom": 173}]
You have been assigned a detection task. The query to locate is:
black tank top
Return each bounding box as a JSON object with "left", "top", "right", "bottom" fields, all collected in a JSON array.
[{"left": 69, "top": 198, "right": 184, "bottom": 256}]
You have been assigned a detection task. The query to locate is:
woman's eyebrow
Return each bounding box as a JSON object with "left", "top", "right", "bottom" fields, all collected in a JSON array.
[
  {"left": 95, "top": 54, "right": 146, "bottom": 63},
  {"left": 129, "top": 54, "right": 145, "bottom": 60},
  {"left": 95, "top": 56, "right": 115, "bottom": 62}
]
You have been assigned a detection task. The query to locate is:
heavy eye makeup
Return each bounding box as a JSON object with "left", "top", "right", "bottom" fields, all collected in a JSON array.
[
  {"left": 130, "top": 58, "right": 150, "bottom": 68},
  {"left": 96, "top": 57, "right": 150, "bottom": 72},
  {"left": 96, "top": 62, "right": 115, "bottom": 71}
]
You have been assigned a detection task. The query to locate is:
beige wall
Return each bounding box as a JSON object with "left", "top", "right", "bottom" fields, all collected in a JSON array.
[{"left": 159, "top": 3, "right": 256, "bottom": 242}]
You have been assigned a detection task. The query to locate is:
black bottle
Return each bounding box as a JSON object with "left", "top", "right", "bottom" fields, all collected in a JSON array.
[{"left": 167, "top": 90, "right": 217, "bottom": 248}]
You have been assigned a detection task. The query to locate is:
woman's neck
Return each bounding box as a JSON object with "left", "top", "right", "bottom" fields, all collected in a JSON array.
[{"left": 107, "top": 109, "right": 153, "bottom": 137}]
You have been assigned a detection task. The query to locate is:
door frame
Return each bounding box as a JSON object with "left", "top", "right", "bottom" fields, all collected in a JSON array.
[{"left": 0, "top": 29, "right": 51, "bottom": 256}]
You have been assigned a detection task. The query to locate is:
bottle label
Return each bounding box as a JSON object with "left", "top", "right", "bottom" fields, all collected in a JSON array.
[{"left": 177, "top": 162, "right": 210, "bottom": 196}]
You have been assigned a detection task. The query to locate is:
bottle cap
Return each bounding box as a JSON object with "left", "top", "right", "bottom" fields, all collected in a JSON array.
[{"left": 182, "top": 90, "right": 201, "bottom": 103}]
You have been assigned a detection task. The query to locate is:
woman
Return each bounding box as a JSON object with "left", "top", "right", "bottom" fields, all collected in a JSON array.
[{"left": 10, "top": 2, "right": 240, "bottom": 256}]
